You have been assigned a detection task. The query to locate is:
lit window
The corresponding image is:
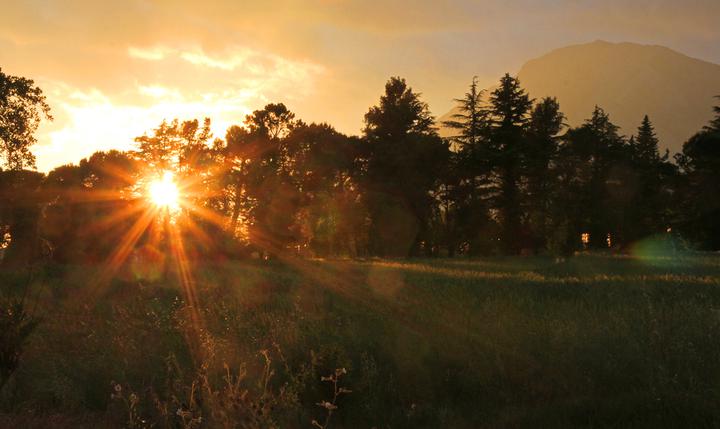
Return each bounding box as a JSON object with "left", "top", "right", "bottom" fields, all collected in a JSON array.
[{"left": 581, "top": 232, "right": 590, "bottom": 245}]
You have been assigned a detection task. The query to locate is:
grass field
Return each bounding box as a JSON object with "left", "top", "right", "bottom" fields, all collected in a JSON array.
[{"left": 2, "top": 254, "right": 720, "bottom": 428}]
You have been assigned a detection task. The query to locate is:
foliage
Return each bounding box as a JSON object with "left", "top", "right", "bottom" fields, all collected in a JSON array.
[
  {"left": 361, "top": 77, "right": 450, "bottom": 256},
  {"left": 0, "top": 299, "right": 39, "bottom": 391},
  {"left": 1, "top": 70, "right": 720, "bottom": 266},
  {"left": 0, "top": 68, "right": 52, "bottom": 170}
]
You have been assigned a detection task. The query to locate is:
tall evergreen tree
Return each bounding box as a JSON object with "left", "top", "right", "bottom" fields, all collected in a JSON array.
[
  {"left": 443, "top": 76, "right": 488, "bottom": 149},
  {"left": 486, "top": 74, "right": 533, "bottom": 253},
  {"left": 443, "top": 77, "right": 494, "bottom": 255},
  {"left": 634, "top": 115, "right": 661, "bottom": 163},
  {"left": 525, "top": 97, "right": 564, "bottom": 250},
  {"left": 361, "top": 77, "right": 449, "bottom": 256},
  {"left": 705, "top": 95, "right": 720, "bottom": 132},
  {"left": 626, "top": 115, "right": 672, "bottom": 241}
]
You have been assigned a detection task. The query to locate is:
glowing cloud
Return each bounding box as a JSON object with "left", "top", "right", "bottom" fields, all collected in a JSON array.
[
  {"left": 33, "top": 45, "right": 326, "bottom": 171},
  {"left": 128, "top": 46, "right": 173, "bottom": 61}
]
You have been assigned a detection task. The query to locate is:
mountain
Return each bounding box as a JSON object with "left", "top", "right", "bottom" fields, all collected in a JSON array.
[{"left": 438, "top": 40, "right": 720, "bottom": 154}]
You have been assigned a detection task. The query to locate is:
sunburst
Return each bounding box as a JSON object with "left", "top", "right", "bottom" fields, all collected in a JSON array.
[{"left": 148, "top": 171, "right": 180, "bottom": 210}]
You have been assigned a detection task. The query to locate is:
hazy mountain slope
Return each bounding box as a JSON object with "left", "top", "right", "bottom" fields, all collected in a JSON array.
[{"left": 439, "top": 40, "right": 720, "bottom": 154}]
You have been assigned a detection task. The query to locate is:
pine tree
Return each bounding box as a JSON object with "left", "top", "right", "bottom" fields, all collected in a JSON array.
[
  {"left": 486, "top": 74, "right": 533, "bottom": 254},
  {"left": 634, "top": 115, "right": 660, "bottom": 163},
  {"left": 362, "top": 77, "right": 449, "bottom": 256},
  {"left": 442, "top": 77, "right": 493, "bottom": 255},
  {"left": 627, "top": 115, "right": 671, "bottom": 240},
  {"left": 705, "top": 95, "right": 720, "bottom": 132},
  {"left": 443, "top": 76, "right": 488, "bottom": 149},
  {"left": 525, "top": 97, "right": 564, "bottom": 250}
]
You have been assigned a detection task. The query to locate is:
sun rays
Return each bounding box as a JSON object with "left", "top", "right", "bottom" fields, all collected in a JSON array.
[{"left": 148, "top": 171, "right": 181, "bottom": 210}]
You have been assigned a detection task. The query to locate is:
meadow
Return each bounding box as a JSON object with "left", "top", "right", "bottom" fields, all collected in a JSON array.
[{"left": 2, "top": 253, "right": 720, "bottom": 428}]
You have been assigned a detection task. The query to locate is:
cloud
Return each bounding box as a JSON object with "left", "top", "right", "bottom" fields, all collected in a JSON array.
[
  {"left": 2, "top": 0, "right": 718, "bottom": 171},
  {"left": 128, "top": 46, "right": 174, "bottom": 61},
  {"left": 179, "top": 49, "right": 249, "bottom": 71},
  {"left": 137, "top": 84, "right": 183, "bottom": 100},
  {"left": 34, "top": 83, "right": 254, "bottom": 171},
  {"left": 32, "top": 45, "right": 327, "bottom": 171}
]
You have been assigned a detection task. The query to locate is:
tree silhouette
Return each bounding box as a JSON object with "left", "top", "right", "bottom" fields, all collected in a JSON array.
[
  {"left": 624, "top": 115, "right": 674, "bottom": 241},
  {"left": 486, "top": 74, "right": 533, "bottom": 254},
  {"left": 222, "top": 125, "right": 253, "bottom": 237},
  {"left": 634, "top": 115, "right": 661, "bottom": 162},
  {"left": 361, "top": 77, "right": 449, "bottom": 256},
  {"left": 239, "top": 104, "right": 301, "bottom": 256},
  {"left": 283, "top": 123, "right": 361, "bottom": 255},
  {"left": 676, "top": 102, "right": 720, "bottom": 249},
  {"left": 704, "top": 95, "right": 720, "bottom": 132},
  {"left": 134, "top": 118, "right": 212, "bottom": 174},
  {"left": 0, "top": 68, "right": 52, "bottom": 170},
  {"left": 443, "top": 76, "right": 488, "bottom": 149},
  {"left": 3, "top": 68, "right": 720, "bottom": 262},
  {"left": 550, "top": 107, "right": 626, "bottom": 251},
  {"left": 443, "top": 77, "right": 495, "bottom": 255},
  {"left": 525, "top": 97, "right": 565, "bottom": 250}
]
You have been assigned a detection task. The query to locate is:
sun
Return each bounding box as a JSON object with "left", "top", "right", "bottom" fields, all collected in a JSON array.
[{"left": 148, "top": 171, "right": 180, "bottom": 210}]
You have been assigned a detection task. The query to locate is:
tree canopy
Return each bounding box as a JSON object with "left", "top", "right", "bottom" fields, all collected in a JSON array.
[
  {"left": 0, "top": 68, "right": 52, "bottom": 170},
  {"left": 2, "top": 72, "right": 720, "bottom": 267}
]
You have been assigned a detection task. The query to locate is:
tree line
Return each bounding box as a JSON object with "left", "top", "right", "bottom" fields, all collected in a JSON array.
[{"left": 1, "top": 68, "right": 719, "bottom": 265}]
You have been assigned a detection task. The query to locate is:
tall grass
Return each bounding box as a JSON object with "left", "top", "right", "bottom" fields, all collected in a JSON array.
[{"left": 1, "top": 254, "right": 719, "bottom": 427}]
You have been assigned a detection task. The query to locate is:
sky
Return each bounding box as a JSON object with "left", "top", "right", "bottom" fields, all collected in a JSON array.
[{"left": 1, "top": 0, "right": 719, "bottom": 171}]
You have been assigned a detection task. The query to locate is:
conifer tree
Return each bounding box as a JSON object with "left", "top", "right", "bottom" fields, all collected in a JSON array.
[
  {"left": 362, "top": 77, "right": 449, "bottom": 256},
  {"left": 627, "top": 115, "right": 671, "bottom": 240},
  {"left": 704, "top": 95, "right": 720, "bottom": 132},
  {"left": 486, "top": 74, "right": 533, "bottom": 253},
  {"left": 634, "top": 115, "right": 661, "bottom": 163},
  {"left": 525, "top": 97, "right": 564, "bottom": 250},
  {"left": 442, "top": 77, "right": 493, "bottom": 255}
]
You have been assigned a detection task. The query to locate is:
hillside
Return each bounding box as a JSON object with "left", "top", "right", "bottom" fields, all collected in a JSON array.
[{"left": 439, "top": 40, "right": 720, "bottom": 154}]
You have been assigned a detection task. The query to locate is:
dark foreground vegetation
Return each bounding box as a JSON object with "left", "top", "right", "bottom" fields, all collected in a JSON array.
[{"left": 1, "top": 255, "right": 720, "bottom": 428}]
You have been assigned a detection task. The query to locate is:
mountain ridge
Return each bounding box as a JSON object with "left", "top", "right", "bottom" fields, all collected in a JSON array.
[{"left": 438, "top": 40, "right": 720, "bottom": 154}]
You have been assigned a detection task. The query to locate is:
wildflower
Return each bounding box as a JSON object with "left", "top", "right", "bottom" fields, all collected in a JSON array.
[{"left": 316, "top": 401, "right": 338, "bottom": 410}]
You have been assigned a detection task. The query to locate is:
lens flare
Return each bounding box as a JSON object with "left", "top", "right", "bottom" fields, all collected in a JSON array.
[{"left": 148, "top": 172, "right": 180, "bottom": 210}]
